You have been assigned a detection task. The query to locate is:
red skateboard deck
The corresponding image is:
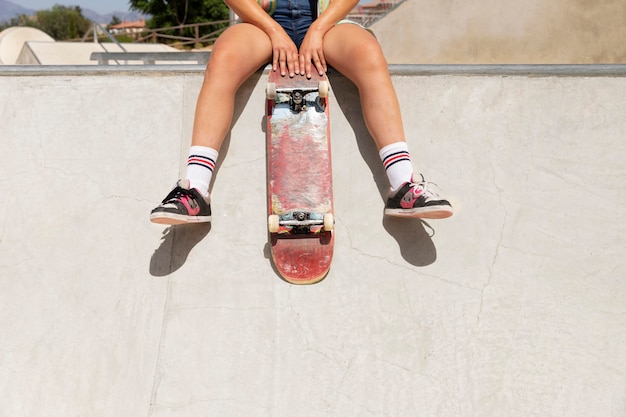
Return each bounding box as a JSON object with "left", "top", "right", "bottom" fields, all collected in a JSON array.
[{"left": 266, "top": 70, "right": 334, "bottom": 285}]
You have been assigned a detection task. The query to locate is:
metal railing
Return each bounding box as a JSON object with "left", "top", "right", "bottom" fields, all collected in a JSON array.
[
  {"left": 79, "top": 20, "right": 229, "bottom": 49},
  {"left": 346, "top": 0, "right": 407, "bottom": 27},
  {"left": 82, "top": 22, "right": 127, "bottom": 51}
]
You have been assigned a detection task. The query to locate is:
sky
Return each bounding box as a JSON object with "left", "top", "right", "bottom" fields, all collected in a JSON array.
[{"left": 17, "top": 0, "right": 133, "bottom": 14}]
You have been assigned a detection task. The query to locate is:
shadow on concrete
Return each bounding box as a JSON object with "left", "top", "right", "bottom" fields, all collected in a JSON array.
[
  {"left": 149, "top": 71, "right": 263, "bottom": 276},
  {"left": 329, "top": 71, "right": 437, "bottom": 267},
  {"left": 210, "top": 70, "right": 264, "bottom": 194},
  {"left": 150, "top": 223, "right": 212, "bottom": 276},
  {"left": 383, "top": 217, "right": 437, "bottom": 266}
]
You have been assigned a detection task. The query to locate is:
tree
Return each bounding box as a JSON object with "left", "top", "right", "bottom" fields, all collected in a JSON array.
[
  {"left": 109, "top": 15, "right": 122, "bottom": 28},
  {"left": 0, "top": 6, "right": 91, "bottom": 40},
  {"left": 129, "top": 0, "right": 229, "bottom": 38},
  {"left": 34, "top": 6, "right": 91, "bottom": 40},
  {"left": 0, "top": 15, "right": 34, "bottom": 32}
]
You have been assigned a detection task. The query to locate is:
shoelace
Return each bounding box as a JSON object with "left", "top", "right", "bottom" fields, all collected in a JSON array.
[
  {"left": 411, "top": 180, "right": 442, "bottom": 200},
  {"left": 162, "top": 186, "right": 193, "bottom": 204}
]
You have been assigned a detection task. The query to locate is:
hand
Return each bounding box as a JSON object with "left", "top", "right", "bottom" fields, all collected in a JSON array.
[
  {"left": 299, "top": 29, "right": 327, "bottom": 78},
  {"left": 269, "top": 31, "right": 300, "bottom": 77}
]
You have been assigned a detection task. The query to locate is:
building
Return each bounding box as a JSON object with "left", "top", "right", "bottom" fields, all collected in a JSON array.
[{"left": 109, "top": 18, "right": 147, "bottom": 38}]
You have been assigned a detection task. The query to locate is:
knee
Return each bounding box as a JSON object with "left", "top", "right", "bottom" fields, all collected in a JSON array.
[
  {"left": 204, "top": 26, "right": 270, "bottom": 80},
  {"left": 338, "top": 36, "right": 389, "bottom": 75},
  {"left": 344, "top": 44, "right": 390, "bottom": 90},
  {"left": 201, "top": 49, "right": 242, "bottom": 90},
  {"left": 365, "top": 45, "right": 388, "bottom": 72},
  {"left": 207, "top": 44, "right": 240, "bottom": 70},
  {"left": 356, "top": 33, "right": 386, "bottom": 59},
  {"left": 204, "top": 43, "right": 254, "bottom": 86}
]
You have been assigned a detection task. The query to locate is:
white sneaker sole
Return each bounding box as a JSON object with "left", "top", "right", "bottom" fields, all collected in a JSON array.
[
  {"left": 385, "top": 205, "right": 453, "bottom": 219},
  {"left": 150, "top": 212, "right": 212, "bottom": 225}
]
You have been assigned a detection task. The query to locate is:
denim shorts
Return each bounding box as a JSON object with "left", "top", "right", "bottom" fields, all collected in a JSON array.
[
  {"left": 272, "top": 0, "right": 316, "bottom": 48},
  {"left": 258, "top": 0, "right": 371, "bottom": 48}
]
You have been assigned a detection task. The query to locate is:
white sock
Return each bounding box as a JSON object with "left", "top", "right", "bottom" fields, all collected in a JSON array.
[
  {"left": 185, "top": 146, "right": 219, "bottom": 197},
  {"left": 379, "top": 142, "right": 414, "bottom": 191}
]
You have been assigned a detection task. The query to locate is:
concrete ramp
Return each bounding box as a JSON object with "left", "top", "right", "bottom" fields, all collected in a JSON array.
[
  {"left": 0, "top": 65, "right": 625, "bottom": 417},
  {"left": 0, "top": 27, "right": 54, "bottom": 65}
]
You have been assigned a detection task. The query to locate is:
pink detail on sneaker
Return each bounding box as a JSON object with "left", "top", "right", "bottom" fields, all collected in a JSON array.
[
  {"left": 400, "top": 186, "right": 422, "bottom": 209},
  {"left": 180, "top": 195, "right": 200, "bottom": 216}
]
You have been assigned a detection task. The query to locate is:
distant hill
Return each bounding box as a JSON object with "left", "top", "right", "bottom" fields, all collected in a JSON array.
[
  {"left": 0, "top": 0, "right": 33, "bottom": 22},
  {"left": 0, "top": 0, "right": 147, "bottom": 25}
]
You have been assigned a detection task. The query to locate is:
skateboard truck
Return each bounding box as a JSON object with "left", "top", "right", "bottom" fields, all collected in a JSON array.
[
  {"left": 266, "top": 81, "right": 330, "bottom": 113},
  {"left": 291, "top": 90, "right": 305, "bottom": 112},
  {"left": 268, "top": 210, "right": 334, "bottom": 234}
]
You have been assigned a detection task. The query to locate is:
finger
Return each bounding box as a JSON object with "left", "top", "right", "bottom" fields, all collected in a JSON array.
[
  {"left": 303, "top": 52, "right": 313, "bottom": 78},
  {"left": 274, "top": 48, "right": 287, "bottom": 73},
  {"left": 309, "top": 52, "right": 324, "bottom": 78},
  {"left": 272, "top": 48, "right": 279, "bottom": 72},
  {"left": 305, "top": 61, "right": 312, "bottom": 79},
  {"left": 278, "top": 51, "right": 288, "bottom": 76},
  {"left": 298, "top": 53, "right": 306, "bottom": 76},
  {"left": 317, "top": 50, "right": 327, "bottom": 75},
  {"left": 309, "top": 55, "right": 320, "bottom": 78},
  {"left": 288, "top": 50, "right": 298, "bottom": 77}
]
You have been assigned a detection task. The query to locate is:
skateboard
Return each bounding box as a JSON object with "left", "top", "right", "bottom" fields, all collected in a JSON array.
[{"left": 265, "top": 69, "right": 334, "bottom": 285}]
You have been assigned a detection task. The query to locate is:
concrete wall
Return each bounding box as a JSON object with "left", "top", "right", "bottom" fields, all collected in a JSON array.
[
  {"left": 372, "top": 0, "right": 626, "bottom": 64},
  {"left": 0, "top": 65, "right": 625, "bottom": 417}
]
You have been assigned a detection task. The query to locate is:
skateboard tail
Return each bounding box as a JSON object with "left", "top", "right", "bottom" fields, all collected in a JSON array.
[{"left": 270, "top": 233, "right": 334, "bottom": 284}]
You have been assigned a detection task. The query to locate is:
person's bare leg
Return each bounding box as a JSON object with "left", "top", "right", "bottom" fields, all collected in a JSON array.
[
  {"left": 185, "top": 23, "right": 272, "bottom": 195},
  {"left": 323, "top": 24, "right": 453, "bottom": 218},
  {"left": 150, "top": 24, "right": 273, "bottom": 225},
  {"left": 191, "top": 23, "right": 273, "bottom": 150},
  {"left": 322, "top": 24, "right": 405, "bottom": 151}
]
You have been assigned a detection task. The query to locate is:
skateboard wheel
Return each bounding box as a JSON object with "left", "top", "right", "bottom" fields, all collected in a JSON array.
[
  {"left": 318, "top": 81, "right": 329, "bottom": 98},
  {"left": 268, "top": 214, "right": 280, "bottom": 233},
  {"left": 266, "top": 82, "right": 277, "bottom": 100},
  {"left": 323, "top": 213, "right": 334, "bottom": 231}
]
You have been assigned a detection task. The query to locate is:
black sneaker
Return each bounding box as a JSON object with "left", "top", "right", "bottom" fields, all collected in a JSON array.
[
  {"left": 150, "top": 180, "right": 212, "bottom": 225},
  {"left": 385, "top": 174, "right": 453, "bottom": 219}
]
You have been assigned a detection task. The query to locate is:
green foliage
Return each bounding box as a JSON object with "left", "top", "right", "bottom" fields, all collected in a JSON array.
[
  {"left": 0, "top": 14, "right": 38, "bottom": 32},
  {"left": 109, "top": 15, "right": 122, "bottom": 28},
  {"left": 34, "top": 5, "right": 91, "bottom": 40},
  {"left": 112, "top": 35, "right": 135, "bottom": 43},
  {"left": 0, "top": 6, "right": 91, "bottom": 40},
  {"left": 129, "top": 0, "right": 229, "bottom": 38}
]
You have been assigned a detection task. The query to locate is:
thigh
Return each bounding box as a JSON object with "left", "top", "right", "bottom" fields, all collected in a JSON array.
[
  {"left": 209, "top": 23, "right": 274, "bottom": 81},
  {"left": 322, "top": 23, "right": 387, "bottom": 81}
]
